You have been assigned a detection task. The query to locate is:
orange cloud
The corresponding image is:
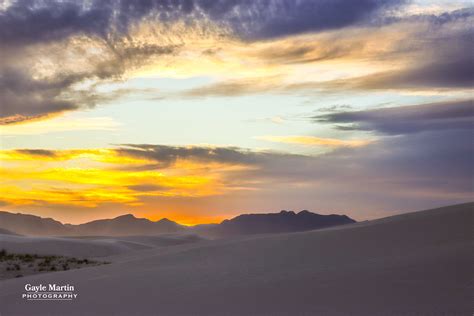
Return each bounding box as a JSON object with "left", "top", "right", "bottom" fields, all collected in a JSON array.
[{"left": 0, "top": 148, "right": 245, "bottom": 208}]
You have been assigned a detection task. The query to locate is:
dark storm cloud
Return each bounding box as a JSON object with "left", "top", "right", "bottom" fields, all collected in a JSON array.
[
  {"left": 0, "top": 0, "right": 404, "bottom": 124},
  {"left": 315, "top": 99, "right": 474, "bottom": 135},
  {"left": 0, "top": 66, "right": 139, "bottom": 124},
  {"left": 0, "top": 68, "right": 80, "bottom": 124},
  {"left": 216, "top": 0, "right": 405, "bottom": 40},
  {"left": 0, "top": 0, "right": 113, "bottom": 46},
  {"left": 0, "top": 0, "right": 404, "bottom": 46},
  {"left": 1, "top": 0, "right": 471, "bottom": 123},
  {"left": 0, "top": 0, "right": 183, "bottom": 124},
  {"left": 0, "top": 31, "right": 178, "bottom": 124},
  {"left": 0, "top": 0, "right": 200, "bottom": 47}
]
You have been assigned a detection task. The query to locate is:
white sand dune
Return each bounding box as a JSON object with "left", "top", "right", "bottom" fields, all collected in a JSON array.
[
  {"left": 0, "top": 228, "right": 19, "bottom": 235},
  {"left": 0, "top": 234, "right": 205, "bottom": 258},
  {"left": 0, "top": 203, "right": 472, "bottom": 315}
]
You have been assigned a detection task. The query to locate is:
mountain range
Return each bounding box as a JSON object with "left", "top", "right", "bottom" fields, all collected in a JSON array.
[
  {"left": 0, "top": 210, "right": 355, "bottom": 237},
  {"left": 192, "top": 210, "right": 355, "bottom": 237}
]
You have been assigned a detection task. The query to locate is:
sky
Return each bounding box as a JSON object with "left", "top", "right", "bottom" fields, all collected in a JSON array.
[{"left": 0, "top": 0, "right": 472, "bottom": 225}]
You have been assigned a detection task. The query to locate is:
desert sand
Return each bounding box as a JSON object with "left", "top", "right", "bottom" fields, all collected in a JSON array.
[
  {"left": 0, "top": 234, "right": 204, "bottom": 258},
  {"left": 0, "top": 203, "right": 472, "bottom": 315}
]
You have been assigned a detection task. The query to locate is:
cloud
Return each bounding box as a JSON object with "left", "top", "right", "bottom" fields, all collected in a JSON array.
[
  {"left": 113, "top": 131, "right": 472, "bottom": 204},
  {"left": 0, "top": 0, "right": 186, "bottom": 125},
  {"left": 0, "top": 147, "right": 238, "bottom": 208},
  {"left": 115, "top": 144, "right": 265, "bottom": 168},
  {"left": 256, "top": 135, "right": 372, "bottom": 148},
  {"left": 1, "top": 1, "right": 470, "bottom": 124},
  {"left": 359, "top": 65, "right": 473, "bottom": 90},
  {"left": 302, "top": 128, "right": 474, "bottom": 209},
  {"left": 326, "top": 8, "right": 474, "bottom": 91},
  {"left": 127, "top": 184, "right": 169, "bottom": 192},
  {"left": 1, "top": 0, "right": 404, "bottom": 46},
  {"left": 333, "top": 50, "right": 474, "bottom": 91},
  {"left": 315, "top": 99, "right": 474, "bottom": 135},
  {"left": 0, "top": 115, "right": 120, "bottom": 135},
  {"left": 0, "top": 0, "right": 409, "bottom": 124},
  {"left": 173, "top": 7, "right": 474, "bottom": 98},
  {"left": 2, "top": 112, "right": 472, "bottom": 218},
  {"left": 0, "top": 68, "right": 80, "bottom": 124},
  {"left": 219, "top": 0, "right": 405, "bottom": 40},
  {"left": 0, "top": 0, "right": 112, "bottom": 46},
  {"left": 316, "top": 105, "right": 354, "bottom": 113},
  {"left": 14, "top": 149, "right": 57, "bottom": 157},
  {"left": 0, "top": 34, "right": 179, "bottom": 124},
  {"left": 180, "top": 76, "right": 282, "bottom": 98}
]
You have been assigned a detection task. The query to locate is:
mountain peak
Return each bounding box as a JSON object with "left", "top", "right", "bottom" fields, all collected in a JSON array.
[
  {"left": 0, "top": 209, "right": 355, "bottom": 237},
  {"left": 157, "top": 218, "right": 173, "bottom": 223},
  {"left": 114, "top": 214, "right": 137, "bottom": 220},
  {"left": 211, "top": 210, "right": 356, "bottom": 237}
]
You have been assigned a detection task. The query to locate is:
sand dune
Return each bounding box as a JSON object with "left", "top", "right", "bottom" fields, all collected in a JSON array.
[
  {"left": 0, "top": 228, "right": 18, "bottom": 235},
  {"left": 0, "top": 234, "right": 204, "bottom": 258},
  {"left": 0, "top": 203, "right": 472, "bottom": 315}
]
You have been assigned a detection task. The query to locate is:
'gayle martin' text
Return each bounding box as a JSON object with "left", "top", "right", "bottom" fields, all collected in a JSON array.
[{"left": 23, "top": 283, "right": 78, "bottom": 301}]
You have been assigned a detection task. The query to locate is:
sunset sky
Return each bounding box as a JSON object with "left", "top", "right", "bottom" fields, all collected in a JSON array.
[{"left": 0, "top": 0, "right": 472, "bottom": 225}]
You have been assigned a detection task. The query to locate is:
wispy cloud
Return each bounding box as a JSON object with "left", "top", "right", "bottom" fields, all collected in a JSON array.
[
  {"left": 170, "top": 8, "right": 474, "bottom": 98},
  {"left": 0, "top": 116, "right": 120, "bottom": 135},
  {"left": 314, "top": 99, "right": 474, "bottom": 135},
  {"left": 256, "top": 135, "right": 372, "bottom": 148}
]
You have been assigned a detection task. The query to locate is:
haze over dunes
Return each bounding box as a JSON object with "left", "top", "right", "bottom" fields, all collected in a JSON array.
[{"left": 0, "top": 203, "right": 471, "bottom": 315}]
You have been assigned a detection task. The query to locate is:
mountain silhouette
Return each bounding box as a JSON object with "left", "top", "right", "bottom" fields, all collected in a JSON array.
[
  {"left": 0, "top": 210, "right": 355, "bottom": 237},
  {"left": 0, "top": 212, "right": 184, "bottom": 236},
  {"left": 73, "top": 214, "right": 184, "bottom": 236},
  {"left": 194, "top": 210, "right": 356, "bottom": 237},
  {"left": 0, "top": 211, "right": 70, "bottom": 236}
]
